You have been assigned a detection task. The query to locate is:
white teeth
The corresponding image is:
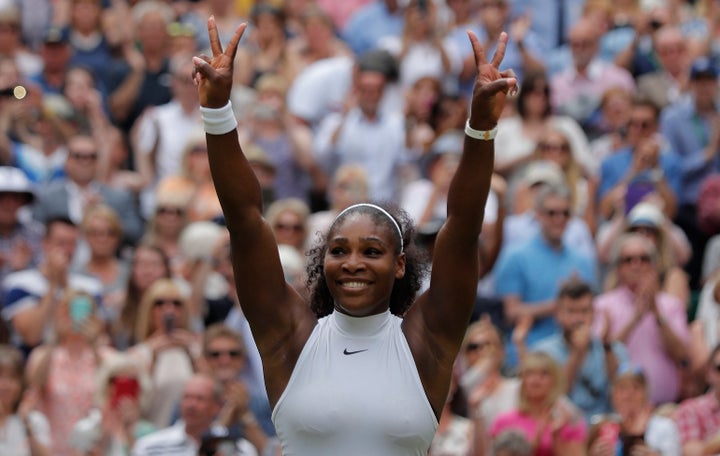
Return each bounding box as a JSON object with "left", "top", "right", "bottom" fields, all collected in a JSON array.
[{"left": 342, "top": 282, "right": 368, "bottom": 289}]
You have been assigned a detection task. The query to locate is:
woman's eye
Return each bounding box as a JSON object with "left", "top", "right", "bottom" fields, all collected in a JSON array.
[{"left": 329, "top": 247, "right": 345, "bottom": 255}]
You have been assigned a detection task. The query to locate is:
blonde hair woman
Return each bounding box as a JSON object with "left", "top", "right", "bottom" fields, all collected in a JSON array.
[
  {"left": 489, "top": 352, "right": 587, "bottom": 456},
  {"left": 128, "top": 279, "right": 200, "bottom": 427}
]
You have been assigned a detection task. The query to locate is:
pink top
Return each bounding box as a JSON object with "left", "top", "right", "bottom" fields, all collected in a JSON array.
[
  {"left": 489, "top": 409, "right": 587, "bottom": 456},
  {"left": 592, "top": 287, "right": 689, "bottom": 404}
]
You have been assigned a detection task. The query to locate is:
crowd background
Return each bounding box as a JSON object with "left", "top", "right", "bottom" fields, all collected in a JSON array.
[{"left": 1, "top": 0, "right": 720, "bottom": 454}]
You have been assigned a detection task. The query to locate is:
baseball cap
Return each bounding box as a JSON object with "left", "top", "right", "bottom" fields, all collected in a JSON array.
[
  {"left": 627, "top": 201, "right": 663, "bottom": 228},
  {"left": 0, "top": 166, "right": 34, "bottom": 203},
  {"left": 690, "top": 57, "right": 718, "bottom": 80},
  {"left": 43, "top": 26, "right": 70, "bottom": 45},
  {"left": 523, "top": 160, "right": 564, "bottom": 187}
]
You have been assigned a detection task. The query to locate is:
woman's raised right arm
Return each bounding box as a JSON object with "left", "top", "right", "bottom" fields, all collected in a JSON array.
[{"left": 192, "top": 18, "right": 315, "bottom": 387}]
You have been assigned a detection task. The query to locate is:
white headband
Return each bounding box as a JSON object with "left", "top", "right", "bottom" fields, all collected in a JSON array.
[{"left": 335, "top": 203, "right": 404, "bottom": 252}]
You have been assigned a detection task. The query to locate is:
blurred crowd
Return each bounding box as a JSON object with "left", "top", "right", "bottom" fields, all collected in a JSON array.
[{"left": 1, "top": 0, "right": 720, "bottom": 454}]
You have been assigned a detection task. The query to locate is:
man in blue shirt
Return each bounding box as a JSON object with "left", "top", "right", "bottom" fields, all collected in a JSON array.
[
  {"left": 660, "top": 57, "right": 720, "bottom": 289},
  {"left": 535, "top": 278, "right": 629, "bottom": 421},
  {"left": 495, "top": 184, "right": 597, "bottom": 368}
]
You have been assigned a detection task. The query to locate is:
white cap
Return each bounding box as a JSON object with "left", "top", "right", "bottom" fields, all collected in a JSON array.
[{"left": 0, "top": 166, "right": 34, "bottom": 203}]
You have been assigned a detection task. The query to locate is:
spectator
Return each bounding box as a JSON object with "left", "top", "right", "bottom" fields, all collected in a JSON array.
[
  {"left": 495, "top": 184, "right": 597, "bottom": 368},
  {"left": 674, "top": 344, "right": 720, "bottom": 456},
  {"left": 132, "top": 374, "right": 258, "bottom": 455},
  {"left": 128, "top": 278, "right": 201, "bottom": 428},
  {"left": 313, "top": 49, "right": 410, "bottom": 202},
  {"left": 105, "top": 0, "right": 174, "bottom": 134},
  {"left": 155, "top": 131, "right": 223, "bottom": 223},
  {"left": 494, "top": 71, "right": 593, "bottom": 178},
  {"left": 67, "top": 0, "right": 112, "bottom": 85},
  {"left": 341, "top": 0, "right": 404, "bottom": 56},
  {"left": 132, "top": 53, "right": 203, "bottom": 219},
  {"left": 592, "top": 233, "right": 689, "bottom": 405},
  {"left": 660, "top": 56, "right": 720, "bottom": 289},
  {"left": 111, "top": 243, "right": 171, "bottom": 350},
  {"left": 597, "top": 100, "right": 681, "bottom": 222},
  {"left": 31, "top": 133, "right": 144, "bottom": 247},
  {"left": 549, "top": 17, "right": 635, "bottom": 137},
  {"left": 139, "top": 190, "right": 190, "bottom": 276},
  {"left": 588, "top": 87, "right": 634, "bottom": 166},
  {"left": 70, "top": 353, "right": 156, "bottom": 455},
  {"left": 72, "top": 204, "right": 129, "bottom": 317},
  {"left": 265, "top": 198, "right": 310, "bottom": 257},
  {"left": 0, "top": 166, "right": 43, "bottom": 286},
  {"left": 2, "top": 217, "right": 102, "bottom": 350},
  {"left": 0, "top": 5, "right": 42, "bottom": 79},
  {"left": 31, "top": 26, "right": 73, "bottom": 95},
  {"left": 25, "top": 289, "right": 114, "bottom": 456},
  {"left": 234, "top": 3, "right": 291, "bottom": 89},
  {"left": 588, "top": 367, "right": 681, "bottom": 456},
  {"left": 0, "top": 344, "right": 51, "bottom": 456},
  {"left": 597, "top": 201, "right": 691, "bottom": 306},
  {"left": 200, "top": 324, "right": 275, "bottom": 445},
  {"left": 636, "top": 25, "right": 692, "bottom": 110},
  {"left": 489, "top": 351, "right": 587, "bottom": 456}
]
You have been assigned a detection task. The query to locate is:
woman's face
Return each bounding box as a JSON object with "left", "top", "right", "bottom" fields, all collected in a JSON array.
[
  {"left": 64, "top": 68, "right": 95, "bottom": 109},
  {"left": 522, "top": 366, "right": 555, "bottom": 402},
  {"left": 303, "top": 15, "right": 333, "bottom": 52},
  {"left": 0, "top": 366, "right": 21, "bottom": 411},
  {"left": 537, "top": 131, "right": 572, "bottom": 169},
  {"left": 611, "top": 378, "right": 646, "bottom": 416},
  {"left": 150, "top": 290, "right": 185, "bottom": 334},
  {"left": 408, "top": 78, "right": 440, "bottom": 121},
  {"left": 186, "top": 144, "right": 210, "bottom": 179},
  {"left": 205, "top": 336, "right": 246, "bottom": 384},
  {"left": 463, "top": 328, "right": 502, "bottom": 370},
  {"left": 324, "top": 214, "right": 405, "bottom": 317},
  {"left": 272, "top": 210, "right": 307, "bottom": 250},
  {"left": 84, "top": 215, "right": 120, "bottom": 258},
  {"left": 132, "top": 248, "right": 168, "bottom": 293},
  {"left": 522, "top": 82, "right": 549, "bottom": 118},
  {"left": 154, "top": 204, "right": 186, "bottom": 236}
]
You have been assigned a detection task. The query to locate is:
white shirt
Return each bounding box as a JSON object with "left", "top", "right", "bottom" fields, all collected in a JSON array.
[
  {"left": 132, "top": 421, "right": 258, "bottom": 456},
  {"left": 272, "top": 310, "right": 437, "bottom": 456}
]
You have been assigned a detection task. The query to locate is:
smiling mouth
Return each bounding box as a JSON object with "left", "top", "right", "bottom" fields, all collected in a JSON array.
[{"left": 339, "top": 281, "right": 370, "bottom": 289}]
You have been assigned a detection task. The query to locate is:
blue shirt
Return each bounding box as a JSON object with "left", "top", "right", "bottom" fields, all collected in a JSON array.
[
  {"left": 597, "top": 145, "right": 683, "bottom": 201},
  {"left": 659, "top": 97, "right": 720, "bottom": 206},
  {"left": 341, "top": 1, "right": 404, "bottom": 56},
  {"left": 535, "top": 334, "right": 630, "bottom": 421},
  {"left": 494, "top": 234, "right": 597, "bottom": 366}
]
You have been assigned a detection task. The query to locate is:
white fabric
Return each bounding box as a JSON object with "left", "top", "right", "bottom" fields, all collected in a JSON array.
[
  {"left": 696, "top": 275, "right": 720, "bottom": 352},
  {"left": 644, "top": 414, "right": 681, "bottom": 456},
  {"left": 0, "top": 412, "right": 51, "bottom": 456},
  {"left": 272, "top": 310, "right": 438, "bottom": 455},
  {"left": 401, "top": 180, "right": 498, "bottom": 226},
  {"left": 131, "top": 421, "right": 258, "bottom": 456},
  {"left": 200, "top": 101, "right": 238, "bottom": 135}
]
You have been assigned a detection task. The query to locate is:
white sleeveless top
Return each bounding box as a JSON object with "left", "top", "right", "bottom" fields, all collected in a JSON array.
[{"left": 272, "top": 310, "right": 438, "bottom": 455}]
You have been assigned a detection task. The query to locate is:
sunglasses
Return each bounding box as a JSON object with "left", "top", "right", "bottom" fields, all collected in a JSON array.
[
  {"left": 153, "top": 298, "right": 182, "bottom": 307},
  {"left": 466, "top": 341, "right": 493, "bottom": 353},
  {"left": 539, "top": 142, "right": 570, "bottom": 153},
  {"left": 274, "top": 223, "right": 304, "bottom": 232},
  {"left": 69, "top": 152, "right": 98, "bottom": 161},
  {"left": 628, "top": 119, "right": 653, "bottom": 130},
  {"left": 619, "top": 254, "right": 651, "bottom": 265},
  {"left": 156, "top": 206, "right": 184, "bottom": 216},
  {"left": 542, "top": 208, "right": 571, "bottom": 218},
  {"left": 207, "top": 349, "right": 243, "bottom": 359}
]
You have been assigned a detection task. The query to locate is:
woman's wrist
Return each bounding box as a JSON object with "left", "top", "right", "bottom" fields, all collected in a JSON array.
[{"left": 200, "top": 101, "right": 237, "bottom": 135}]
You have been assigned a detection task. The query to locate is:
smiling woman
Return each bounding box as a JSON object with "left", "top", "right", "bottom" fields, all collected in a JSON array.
[{"left": 193, "top": 15, "right": 516, "bottom": 455}]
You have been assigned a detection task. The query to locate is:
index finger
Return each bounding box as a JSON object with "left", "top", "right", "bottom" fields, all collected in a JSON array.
[
  {"left": 224, "top": 22, "right": 247, "bottom": 62},
  {"left": 490, "top": 32, "right": 508, "bottom": 68}
]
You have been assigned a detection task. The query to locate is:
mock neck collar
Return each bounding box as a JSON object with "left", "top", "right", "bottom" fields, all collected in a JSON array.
[{"left": 331, "top": 309, "right": 391, "bottom": 337}]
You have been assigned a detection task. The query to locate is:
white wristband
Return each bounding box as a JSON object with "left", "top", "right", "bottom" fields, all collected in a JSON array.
[
  {"left": 465, "top": 119, "right": 498, "bottom": 140},
  {"left": 200, "top": 101, "right": 238, "bottom": 135}
]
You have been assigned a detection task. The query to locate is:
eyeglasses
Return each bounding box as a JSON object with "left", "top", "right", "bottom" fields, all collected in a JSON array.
[
  {"left": 274, "top": 223, "right": 304, "bottom": 232},
  {"left": 207, "top": 349, "right": 243, "bottom": 359},
  {"left": 153, "top": 298, "right": 183, "bottom": 307},
  {"left": 628, "top": 119, "right": 654, "bottom": 130},
  {"left": 542, "top": 208, "right": 571, "bottom": 218},
  {"left": 86, "top": 228, "right": 118, "bottom": 238},
  {"left": 466, "top": 341, "right": 493, "bottom": 353},
  {"left": 156, "top": 206, "right": 184, "bottom": 216},
  {"left": 539, "top": 142, "right": 570, "bottom": 153},
  {"left": 69, "top": 152, "right": 98, "bottom": 161},
  {"left": 619, "top": 254, "right": 652, "bottom": 265}
]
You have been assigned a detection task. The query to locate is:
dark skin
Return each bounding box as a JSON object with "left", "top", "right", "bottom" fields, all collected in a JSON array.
[{"left": 193, "top": 16, "right": 516, "bottom": 419}]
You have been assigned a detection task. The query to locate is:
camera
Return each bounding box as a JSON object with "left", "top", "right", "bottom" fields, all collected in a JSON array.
[{"left": 0, "top": 85, "right": 26, "bottom": 100}]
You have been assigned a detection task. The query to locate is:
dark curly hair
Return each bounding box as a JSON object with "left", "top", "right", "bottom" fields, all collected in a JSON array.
[{"left": 305, "top": 203, "right": 429, "bottom": 318}]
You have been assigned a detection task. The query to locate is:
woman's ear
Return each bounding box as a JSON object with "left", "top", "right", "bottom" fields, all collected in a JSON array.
[{"left": 395, "top": 252, "right": 406, "bottom": 280}]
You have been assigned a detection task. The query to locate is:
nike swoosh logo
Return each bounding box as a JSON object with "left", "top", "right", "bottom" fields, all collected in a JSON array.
[{"left": 343, "top": 348, "right": 368, "bottom": 355}]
